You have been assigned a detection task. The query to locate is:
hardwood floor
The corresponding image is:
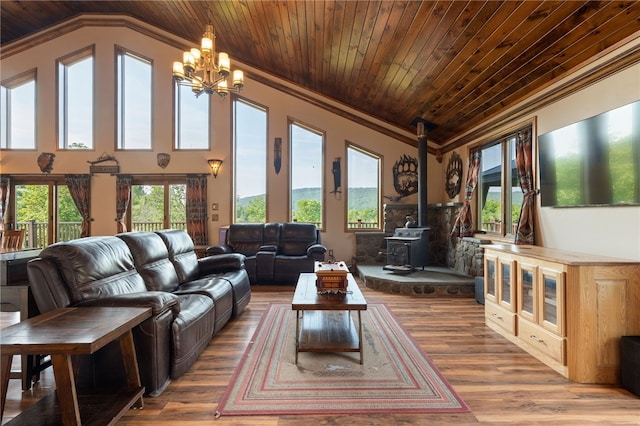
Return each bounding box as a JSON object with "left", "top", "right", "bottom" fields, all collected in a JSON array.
[{"left": 2, "top": 282, "right": 639, "bottom": 425}]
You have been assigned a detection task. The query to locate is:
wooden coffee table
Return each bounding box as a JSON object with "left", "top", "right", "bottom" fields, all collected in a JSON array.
[
  {"left": 1, "top": 306, "right": 151, "bottom": 425},
  {"left": 292, "top": 272, "right": 367, "bottom": 364}
]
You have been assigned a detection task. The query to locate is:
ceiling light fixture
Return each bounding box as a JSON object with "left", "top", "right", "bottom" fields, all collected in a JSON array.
[{"left": 172, "top": 22, "right": 244, "bottom": 99}]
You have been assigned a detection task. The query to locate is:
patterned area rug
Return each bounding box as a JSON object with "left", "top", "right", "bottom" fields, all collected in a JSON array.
[{"left": 216, "top": 303, "right": 469, "bottom": 416}]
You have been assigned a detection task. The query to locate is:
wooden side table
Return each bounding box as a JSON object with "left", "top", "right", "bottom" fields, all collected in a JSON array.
[{"left": 1, "top": 307, "right": 151, "bottom": 425}]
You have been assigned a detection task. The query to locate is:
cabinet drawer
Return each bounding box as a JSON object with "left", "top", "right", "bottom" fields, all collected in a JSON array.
[
  {"left": 517, "top": 319, "right": 566, "bottom": 364},
  {"left": 485, "top": 301, "right": 516, "bottom": 334}
]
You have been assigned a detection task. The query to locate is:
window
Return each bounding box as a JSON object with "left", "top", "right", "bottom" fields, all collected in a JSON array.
[
  {"left": 477, "top": 134, "right": 520, "bottom": 236},
  {"left": 1, "top": 70, "right": 36, "bottom": 150},
  {"left": 127, "top": 178, "right": 186, "bottom": 231},
  {"left": 116, "top": 48, "right": 152, "bottom": 149},
  {"left": 9, "top": 178, "right": 82, "bottom": 248},
  {"left": 174, "top": 83, "right": 209, "bottom": 149},
  {"left": 233, "top": 98, "right": 267, "bottom": 223},
  {"left": 346, "top": 143, "right": 381, "bottom": 230},
  {"left": 58, "top": 47, "right": 94, "bottom": 149},
  {"left": 290, "top": 121, "right": 324, "bottom": 228}
]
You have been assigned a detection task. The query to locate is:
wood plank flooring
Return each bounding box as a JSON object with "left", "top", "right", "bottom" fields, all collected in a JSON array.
[{"left": 2, "top": 282, "right": 639, "bottom": 425}]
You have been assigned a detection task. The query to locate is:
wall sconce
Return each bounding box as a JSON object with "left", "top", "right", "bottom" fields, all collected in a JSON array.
[{"left": 208, "top": 159, "right": 223, "bottom": 177}]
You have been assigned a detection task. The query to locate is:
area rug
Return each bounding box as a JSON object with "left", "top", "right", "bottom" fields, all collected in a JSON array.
[{"left": 216, "top": 303, "right": 469, "bottom": 416}]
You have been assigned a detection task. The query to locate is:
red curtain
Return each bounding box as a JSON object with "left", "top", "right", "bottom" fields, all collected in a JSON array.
[
  {"left": 115, "top": 175, "right": 132, "bottom": 233},
  {"left": 451, "top": 150, "right": 481, "bottom": 237},
  {"left": 64, "top": 174, "right": 91, "bottom": 237},
  {"left": 186, "top": 174, "right": 208, "bottom": 245},
  {"left": 514, "top": 128, "right": 537, "bottom": 245}
]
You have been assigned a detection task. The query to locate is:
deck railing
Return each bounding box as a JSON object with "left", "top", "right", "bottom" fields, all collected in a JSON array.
[{"left": 15, "top": 221, "right": 187, "bottom": 249}]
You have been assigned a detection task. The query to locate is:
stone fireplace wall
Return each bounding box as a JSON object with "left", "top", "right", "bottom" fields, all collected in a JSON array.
[{"left": 354, "top": 203, "right": 490, "bottom": 277}]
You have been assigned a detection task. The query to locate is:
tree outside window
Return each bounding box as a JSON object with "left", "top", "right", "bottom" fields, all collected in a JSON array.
[{"left": 478, "top": 136, "right": 521, "bottom": 236}]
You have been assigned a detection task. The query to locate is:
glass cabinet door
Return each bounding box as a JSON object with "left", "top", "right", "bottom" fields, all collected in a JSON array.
[
  {"left": 498, "top": 259, "right": 515, "bottom": 309},
  {"left": 518, "top": 262, "right": 536, "bottom": 322},
  {"left": 539, "top": 267, "right": 565, "bottom": 335},
  {"left": 485, "top": 254, "right": 497, "bottom": 302}
]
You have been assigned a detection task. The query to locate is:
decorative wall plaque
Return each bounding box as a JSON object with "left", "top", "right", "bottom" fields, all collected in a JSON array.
[
  {"left": 88, "top": 152, "right": 120, "bottom": 174},
  {"left": 392, "top": 154, "right": 418, "bottom": 197},
  {"left": 445, "top": 151, "right": 463, "bottom": 199},
  {"left": 37, "top": 152, "right": 55, "bottom": 173}
]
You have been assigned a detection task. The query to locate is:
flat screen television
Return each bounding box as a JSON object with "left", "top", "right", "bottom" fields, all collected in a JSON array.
[{"left": 538, "top": 100, "right": 640, "bottom": 207}]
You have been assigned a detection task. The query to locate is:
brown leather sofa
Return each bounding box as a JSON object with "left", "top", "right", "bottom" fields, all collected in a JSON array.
[
  {"left": 26, "top": 229, "right": 251, "bottom": 396},
  {"left": 206, "top": 222, "right": 326, "bottom": 285}
]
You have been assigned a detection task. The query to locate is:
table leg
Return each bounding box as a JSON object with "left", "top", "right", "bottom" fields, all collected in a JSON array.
[
  {"left": 51, "top": 353, "right": 81, "bottom": 426},
  {"left": 1, "top": 354, "right": 12, "bottom": 420},
  {"left": 295, "top": 310, "right": 300, "bottom": 364},
  {"left": 357, "top": 311, "right": 363, "bottom": 365},
  {"left": 119, "top": 330, "right": 144, "bottom": 408}
]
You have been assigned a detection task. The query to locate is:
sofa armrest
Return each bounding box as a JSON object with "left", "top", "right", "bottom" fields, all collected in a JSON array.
[
  {"left": 74, "top": 291, "right": 180, "bottom": 317},
  {"left": 259, "top": 244, "right": 278, "bottom": 252},
  {"left": 198, "top": 252, "right": 246, "bottom": 274},
  {"left": 307, "top": 244, "right": 327, "bottom": 260},
  {"left": 206, "top": 245, "right": 233, "bottom": 256}
]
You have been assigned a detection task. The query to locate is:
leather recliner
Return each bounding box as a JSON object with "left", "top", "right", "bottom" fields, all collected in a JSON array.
[
  {"left": 26, "top": 230, "right": 251, "bottom": 396},
  {"left": 207, "top": 222, "right": 326, "bottom": 285}
]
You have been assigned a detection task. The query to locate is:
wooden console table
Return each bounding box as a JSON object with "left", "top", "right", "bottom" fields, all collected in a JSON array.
[{"left": 1, "top": 307, "right": 151, "bottom": 425}]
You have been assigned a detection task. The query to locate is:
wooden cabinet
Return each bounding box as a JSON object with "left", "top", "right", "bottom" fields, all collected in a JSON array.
[
  {"left": 484, "top": 252, "right": 516, "bottom": 334},
  {"left": 484, "top": 244, "right": 640, "bottom": 384}
]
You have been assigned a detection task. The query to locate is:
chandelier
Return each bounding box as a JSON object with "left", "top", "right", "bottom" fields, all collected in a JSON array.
[{"left": 172, "top": 23, "right": 244, "bottom": 98}]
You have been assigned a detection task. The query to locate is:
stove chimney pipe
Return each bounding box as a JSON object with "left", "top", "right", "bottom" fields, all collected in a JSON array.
[{"left": 417, "top": 121, "right": 428, "bottom": 227}]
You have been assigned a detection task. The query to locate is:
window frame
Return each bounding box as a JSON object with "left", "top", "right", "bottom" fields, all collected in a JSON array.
[
  {"left": 345, "top": 141, "right": 382, "bottom": 232},
  {"left": 125, "top": 175, "right": 187, "bottom": 231},
  {"left": 57, "top": 45, "right": 95, "bottom": 150},
  {"left": 476, "top": 130, "right": 523, "bottom": 238},
  {"left": 173, "top": 80, "right": 211, "bottom": 150},
  {"left": 1, "top": 69, "right": 37, "bottom": 150},
  {"left": 232, "top": 96, "right": 268, "bottom": 224},
  {"left": 288, "top": 118, "right": 325, "bottom": 230},
  {"left": 115, "top": 46, "right": 153, "bottom": 151},
  {"left": 8, "top": 175, "right": 83, "bottom": 247}
]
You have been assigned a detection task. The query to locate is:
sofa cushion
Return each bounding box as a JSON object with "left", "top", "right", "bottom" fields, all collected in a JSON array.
[
  {"left": 118, "top": 232, "right": 181, "bottom": 293},
  {"left": 170, "top": 293, "right": 216, "bottom": 378},
  {"left": 38, "top": 236, "right": 147, "bottom": 304},
  {"left": 279, "top": 223, "right": 319, "bottom": 256},
  {"left": 155, "top": 229, "right": 200, "bottom": 283},
  {"left": 226, "top": 223, "right": 264, "bottom": 256},
  {"left": 174, "top": 276, "right": 234, "bottom": 334}
]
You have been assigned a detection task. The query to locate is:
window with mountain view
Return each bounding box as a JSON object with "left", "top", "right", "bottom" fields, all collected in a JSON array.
[
  {"left": 234, "top": 98, "right": 267, "bottom": 223},
  {"left": 58, "top": 47, "right": 94, "bottom": 149},
  {"left": 346, "top": 143, "right": 381, "bottom": 230},
  {"left": 1, "top": 70, "right": 36, "bottom": 150},
  {"left": 290, "top": 121, "right": 324, "bottom": 228}
]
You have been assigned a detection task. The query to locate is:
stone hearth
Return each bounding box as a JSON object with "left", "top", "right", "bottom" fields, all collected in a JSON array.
[{"left": 356, "top": 265, "right": 475, "bottom": 297}]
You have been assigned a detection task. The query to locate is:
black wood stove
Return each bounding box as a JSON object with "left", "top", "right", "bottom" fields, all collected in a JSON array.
[{"left": 383, "top": 227, "right": 430, "bottom": 273}]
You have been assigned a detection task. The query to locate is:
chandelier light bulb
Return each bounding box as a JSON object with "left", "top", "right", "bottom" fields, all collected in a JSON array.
[{"left": 172, "top": 22, "right": 245, "bottom": 98}]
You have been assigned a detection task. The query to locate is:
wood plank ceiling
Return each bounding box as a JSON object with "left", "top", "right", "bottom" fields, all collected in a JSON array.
[{"left": 2, "top": 1, "right": 639, "bottom": 147}]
